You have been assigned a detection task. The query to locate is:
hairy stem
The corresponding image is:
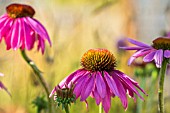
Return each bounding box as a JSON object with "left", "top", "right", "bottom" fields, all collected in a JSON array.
[
  {"left": 20, "top": 50, "right": 52, "bottom": 113},
  {"left": 158, "top": 59, "right": 168, "bottom": 113}
]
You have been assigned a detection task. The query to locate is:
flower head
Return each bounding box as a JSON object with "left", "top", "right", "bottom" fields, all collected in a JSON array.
[
  {"left": 50, "top": 49, "right": 146, "bottom": 113},
  {"left": 120, "top": 37, "right": 170, "bottom": 68},
  {"left": 0, "top": 3, "right": 51, "bottom": 54},
  {"left": 51, "top": 83, "right": 76, "bottom": 112}
]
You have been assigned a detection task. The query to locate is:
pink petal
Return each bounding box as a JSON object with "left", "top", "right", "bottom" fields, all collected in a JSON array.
[
  {"left": 73, "top": 74, "right": 89, "bottom": 98},
  {"left": 49, "top": 86, "right": 58, "bottom": 97},
  {"left": 0, "top": 16, "right": 9, "bottom": 28},
  {"left": 59, "top": 69, "right": 85, "bottom": 88},
  {"left": 37, "top": 35, "right": 45, "bottom": 54},
  {"left": 127, "top": 38, "right": 151, "bottom": 47},
  {"left": 0, "top": 18, "right": 14, "bottom": 38},
  {"left": 80, "top": 74, "right": 95, "bottom": 101},
  {"left": 128, "top": 49, "right": 152, "bottom": 65},
  {"left": 25, "top": 17, "right": 51, "bottom": 46},
  {"left": 96, "top": 71, "right": 106, "bottom": 98},
  {"left": 154, "top": 49, "right": 163, "bottom": 68},
  {"left": 19, "top": 19, "right": 25, "bottom": 50},
  {"left": 104, "top": 71, "right": 119, "bottom": 96},
  {"left": 125, "top": 75, "right": 147, "bottom": 95},
  {"left": 93, "top": 86, "right": 102, "bottom": 105},
  {"left": 22, "top": 19, "right": 35, "bottom": 50},
  {"left": 10, "top": 19, "right": 21, "bottom": 50},
  {"left": 111, "top": 73, "right": 128, "bottom": 109},
  {"left": 68, "top": 70, "right": 86, "bottom": 87},
  {"left": 102, "top": 86, "right": 111, "bottom": 113},
  {"left": 120, "top": 46, "right": 148, "bottom": 50},
  {"left": 114, "top": 70, "right": 145, "bottom": 100},
  {"left": 143, "top": 51, "right": 156, "bottom": 62},
  {"left": 164, "top": 50, "right": 170, "bottom": 58}
]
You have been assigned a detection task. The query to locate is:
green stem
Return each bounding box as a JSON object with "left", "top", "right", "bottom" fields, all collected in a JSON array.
[
  {"left": 158, "top": 59, "right": 168, "bottom": 113},
  {"left": 20, "top": 50, "right": 52, "bottom": 113},
  {"left": 136, "top": 76, "right": 146, "bottom": 113},
  {"left": 64, "top": 105, "right": 69, "bottom": 113},
  {"left": 99, "top": 103, "right": 103, "bottom": 113}
]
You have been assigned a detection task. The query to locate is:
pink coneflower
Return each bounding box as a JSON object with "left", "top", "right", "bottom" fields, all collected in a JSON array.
[
  {"left": 0, "top": 3, "right": 51, "bottom": 54},
  {"left": 120, "top": 37, "right": 170, "bottom": 68},
  {"left": 50, "top": 49, "right": 146, "bottom": 113}
]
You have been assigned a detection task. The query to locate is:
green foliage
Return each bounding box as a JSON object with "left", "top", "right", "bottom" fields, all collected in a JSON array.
[{"left": 32, "top": 95, "right": 48, "bottom": 113}]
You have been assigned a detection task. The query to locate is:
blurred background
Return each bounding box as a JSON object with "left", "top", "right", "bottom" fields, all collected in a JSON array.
[{"left": 0, "top": 0, "right": 170, "bottom": 113}]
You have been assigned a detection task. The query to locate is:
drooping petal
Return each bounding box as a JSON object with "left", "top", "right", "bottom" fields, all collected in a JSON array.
[
  {"left": 49, "top": 86, "right": 58, "bottom": 97},
  {"left": 23, "top": 18, "right": 35, "bottom": 50},
  {"left": 0, "top": 17, "right": 14, "bottom": 38},
  {"left": 104, "top": 71, "right": 119, "bottom": 96},
  {"left": 128, "top": 49, "right": 152, "bottom": 65},
  {"left": 19, "top": 19, "right": 26, "bottom": 50},
  {"left": 164, "top": 50, "right": 170, "bottom": 58},
  {"left": 10, "top": 19, "right": 21, "bottom": 50},
  {"left": 93, "top": 86, "right": 102, "bottom": 105},
  {"left": 5, "top": 22, "right": 13, "bottom": 50},
  {"left": 37, "top": 35, "right": 45, "bottom": 54},
  {"left": 0, "top": 15, "right": 9, "bottom": 28},
  {"left": 102, "top": 86, "right": 111, "bottom": 113},
  {"left": 125, "top": 76, "right": 146, "bottom": 95},
  {"left": 110, "top": 72, "right": 128, "bottom": 109},
  {"left": 73, "top": 74, "right": 89, "bottom": 98},
  {"left": 126, "top": 87, "right": 136, "bottom": 102},
  {"left": 0, "top": 17, "right": 11, "bottom": 30},
  {"left": 127, "top": 38, "right": 151, "bottom": 47},
  {"left": 59, "top": 69, "right": 85, "bottom": 88},
  {"left": 25, "top": 17, "right": 51, "bottom": 45},
  {"left": 114, "top": 70, "right": 145, "bottom": 100},
  {"left": 143, "top": 51, "right": 156, "bottom": 62},
  {"left": 80, "top": 73, "right": 95, "bottom": 101},
  {"left": 154, "top": 49, "right": 163, "bottom": 68},
  {"left": 67, "top": 70, "right": 87, "bottom": 87},
  {"left": 96, "top": 71, "right": 106, "bottom": 98}
]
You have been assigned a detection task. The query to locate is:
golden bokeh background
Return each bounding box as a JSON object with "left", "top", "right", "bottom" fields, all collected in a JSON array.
[{"left": 0, "top": 0, "right": 170, "bottom": 113}]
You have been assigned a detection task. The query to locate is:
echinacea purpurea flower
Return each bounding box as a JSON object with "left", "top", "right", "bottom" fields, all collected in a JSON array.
[{"left": 50, "top": 48, "right": 147, "bottom": 113}]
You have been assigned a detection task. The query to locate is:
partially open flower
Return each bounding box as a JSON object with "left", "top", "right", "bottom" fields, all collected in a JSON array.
[
  {"left": 120, "top": 37, "right": 170, "bottom": 68},
  {"left": 53, "top": 83, "right": 76, "bottom": 111},
  {"left": 0, "top": 3, "right": 51, "bottom": 54},
  {"left": 50, "top": 49, "right": 147, "bottom": 113}
]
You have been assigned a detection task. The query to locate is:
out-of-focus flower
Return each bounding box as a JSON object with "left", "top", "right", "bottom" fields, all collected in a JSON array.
[
  {"left": 120, "top": 37, "right": 170, "bottom": 68},
  {"left": 165, "top": 32, "right": 170, "bottom": 38},
  {"left": 116, "top": 38, "right": 128, "bottom": 53},
  {"left": 50, "top": 49, "right": 146, "bottom": 113},
  {"left": 0, "top": 3, "right": 51, "bottom": 54},
  {"left": 0, "top": 73, "right": 11, "bottom": 96}
]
